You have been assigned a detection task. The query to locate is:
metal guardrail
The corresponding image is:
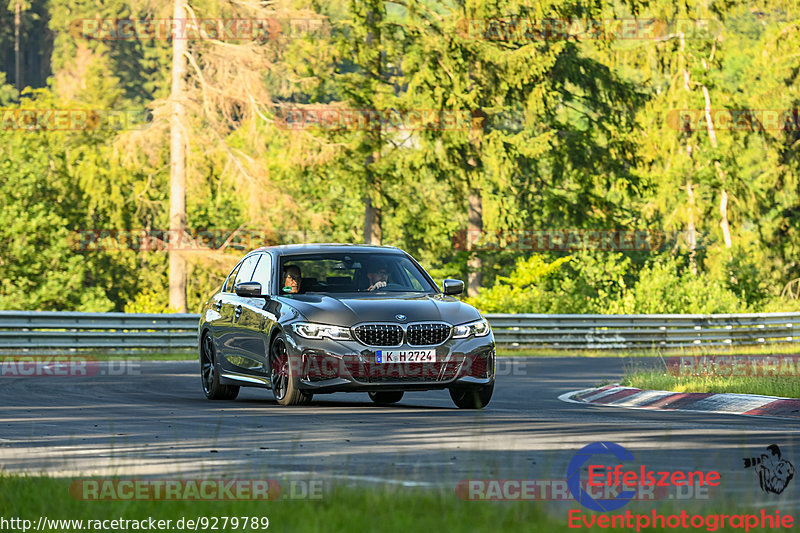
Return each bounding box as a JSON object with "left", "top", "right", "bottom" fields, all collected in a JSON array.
[
  {"left": 484, "top": 313, "right": 800, "bottom": 349},
  {"left": 0, "top": 311, "right": 199, "bottom": 350},
  {"left": 1, "top": 311, "right": 800, "bottom": 351}
]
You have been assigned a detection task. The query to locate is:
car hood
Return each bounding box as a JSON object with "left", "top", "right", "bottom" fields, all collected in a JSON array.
[{"left": 278, "top": 292, "right": 482, "bottom": 326}]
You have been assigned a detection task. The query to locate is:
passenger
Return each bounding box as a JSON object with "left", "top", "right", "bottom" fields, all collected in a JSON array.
[{"left": 282, "top": 265, "right": 301, "bottom": 294}]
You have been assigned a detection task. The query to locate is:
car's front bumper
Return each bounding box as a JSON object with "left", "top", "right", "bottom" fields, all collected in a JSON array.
[{"left": 283, "top": 333, "right": 495, "bottom": 393}]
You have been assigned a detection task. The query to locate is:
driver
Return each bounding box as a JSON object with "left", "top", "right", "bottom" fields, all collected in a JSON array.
[
  {"left": 282, "top": 265, "right": 301, "bottom": 294},
  {"left": 365, "top": 260, "right": 389, "bottom": 291}
]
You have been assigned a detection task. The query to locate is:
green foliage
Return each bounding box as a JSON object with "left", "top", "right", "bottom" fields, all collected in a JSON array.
[
  {"left": 0, "top": 72, "right": 18, "bottom": 104},
  {"left": 627, "top": 258, "right": 746, "bottom": 314},
  {"left": 469, "top": 253, "right": 755, "bottom": 315},
  {"left": 548, "top": 253, "right": 635, "bottom": 314},
  {"left": 0, "top": 87, "right": 169, "bottom": 311},
  {"left": 123, "top": 288, "right": 173, "bottom": 314},
  {"left": 465, "top": 255, "right": 572, "bottom": 313},
  {"left": 2, "top": 0, "right": 800, "bottom": 315}
]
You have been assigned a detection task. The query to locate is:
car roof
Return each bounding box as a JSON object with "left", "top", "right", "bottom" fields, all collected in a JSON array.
[{"left": 251, "top": 243, "right": 404, "bottom": 256}]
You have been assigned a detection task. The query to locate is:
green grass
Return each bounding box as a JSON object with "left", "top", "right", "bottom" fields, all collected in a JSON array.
[
  {"left": 0, "top": 476, "right": 556, "bottom": 533},
  {"left": 0, "top": 475, "right": 793, "bottom": 532},
  {"left": 620, "top": 352, "right": 800, "bottom": 397},
  {"left": 500, "top": 342, "right": 800, "bottom": 358},
  {"left": 621, "top": 370, "right": 800, "bottom": 398}
]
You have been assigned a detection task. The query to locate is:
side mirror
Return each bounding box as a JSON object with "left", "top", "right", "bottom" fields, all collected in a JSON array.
[
  {"left": 442, "top": 279, "right": 464, "bottom": 295},
  {"left": 234, "top": 281, "right": 267, "bottom": 298}
]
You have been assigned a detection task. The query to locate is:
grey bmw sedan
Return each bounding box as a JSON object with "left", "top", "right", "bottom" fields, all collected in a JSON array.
[{"left": 198, "top": 244, "right": 495, "bottom": 408}]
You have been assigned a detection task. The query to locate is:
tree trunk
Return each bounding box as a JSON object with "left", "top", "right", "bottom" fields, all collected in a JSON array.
[
  {"left": 169, "top": 0, "right": 188, "bottom": 312},
  {"left": 363, "top": 193, "right": 382, "bottom": 244},
  {"left": 686, "top": 175, "right": 697, "bottom": 276},
  {"left": 719, "top": 187, "right": 731, "bottom": 248},
  {"left": 702, "top": 58, "right": 732, "bottom": 249},
  {"left": 14, "top": 1, "right": 22, "bottom": 92},
  {"left": 363, "top": 5, "right": 382, "bottom": 246},
  {"left": 701, "top": 85, "right": 718, "bottom": 148},
  {"left": 685, "top": 143, "right": 697, "bottom": 275},
  {"left": 363, "top": 146, "right": 382, "bottom": 245},
  {"left": 466, "top": 189, "right": 483, "bottom": 297},
  {"left": 680, "top": 32, "right": 697, "bottom": 274}
]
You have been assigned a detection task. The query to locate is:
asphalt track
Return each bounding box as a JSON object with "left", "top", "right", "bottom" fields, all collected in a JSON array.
[{"left": 1, "top": 357, "right": 798, "bottom": 512}]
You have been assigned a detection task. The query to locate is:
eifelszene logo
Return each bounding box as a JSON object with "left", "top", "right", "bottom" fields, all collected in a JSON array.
[
  {"left": 567, "top": 442, "right": 721, "bottom": 512},
  {"left": 743, "top": 444, "right": 795, "bottom": 495},
  {"left": 568, "top": 442, "right": 636, "bottom": 511}
]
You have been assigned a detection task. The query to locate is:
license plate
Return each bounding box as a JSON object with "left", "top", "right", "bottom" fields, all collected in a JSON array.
[{"left": 375, "top": 349, "right": 435, "bottom": 363}]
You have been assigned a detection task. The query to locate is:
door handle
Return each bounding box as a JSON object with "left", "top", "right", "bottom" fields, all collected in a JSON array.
[{"left": 234, "top": 305, "right": 243, "bottom": 319}]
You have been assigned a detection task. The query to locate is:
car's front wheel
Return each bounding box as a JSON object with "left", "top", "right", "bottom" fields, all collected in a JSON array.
[
  {"left": 269, "top": 332, "right": 312, "bottom": 406},
  {"left": 449, "top": 383, "right": 493, "bottom": 409},
  {"left": 368, "top": 391, "right": 404, "bottom": 404},
  {"left": 200, "top": 333, "right": 239, "bottom": 400}
]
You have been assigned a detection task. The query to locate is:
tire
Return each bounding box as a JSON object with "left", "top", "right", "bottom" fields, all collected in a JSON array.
[
  {"left": 200, "top": 333, "right": 240, "bottom": 400},
  {"left": 368, "top": 391, "right": 404, "bottom": 404},
  {"left": 449, "top": 382, "right": 493, "bottom": 409},
  {"left": 269, "top": 332, "right": 312, "bottom": 406}
]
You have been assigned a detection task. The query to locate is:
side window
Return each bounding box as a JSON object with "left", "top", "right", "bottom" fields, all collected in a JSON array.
[
  {"left": 400, "top": 264, "right": 425, "bottom": 291},
  {"left": 223, "top": 262, "right": 242, "bottom": 293},
  {"left": 251, "top": 254, "right": 272, "bottom": 294},
  {"left": 234, "top": 255, "right": 260, "bottom": 286}
]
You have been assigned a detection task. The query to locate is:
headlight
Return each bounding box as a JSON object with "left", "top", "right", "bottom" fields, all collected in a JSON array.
[
  {"left": 452, "top": 318, "right": 491, "bottom": 338},
  {"left": 293, "top": 322, "right": 353, "bottom": 341}
]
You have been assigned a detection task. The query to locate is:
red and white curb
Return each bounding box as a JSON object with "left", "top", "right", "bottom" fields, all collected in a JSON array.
[{"left": 559, "top": 384, "right": 800, "bottom": 419}]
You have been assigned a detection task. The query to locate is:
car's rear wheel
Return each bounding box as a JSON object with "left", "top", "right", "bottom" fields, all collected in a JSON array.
[
  {"left": 200, "top": 333, "right": 239, "bottom": 400},
  {"left": 368, "top": 391, "right": 404, "bottom": 404},
  {"left": 269, "top": 332, "right": 312, "bottom": 406},
  {"left": 449, "top": 383, "right": 493, "bottom": 409}
]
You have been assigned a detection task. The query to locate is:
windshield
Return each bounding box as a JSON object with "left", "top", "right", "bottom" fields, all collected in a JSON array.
[{"left": 278, "top": 253, "right": 437, "bottom": 295}]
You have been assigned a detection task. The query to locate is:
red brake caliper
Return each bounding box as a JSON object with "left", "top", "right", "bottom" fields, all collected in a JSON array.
[{"left": 272, "top": 351, "right": 288, "bottom": 378}]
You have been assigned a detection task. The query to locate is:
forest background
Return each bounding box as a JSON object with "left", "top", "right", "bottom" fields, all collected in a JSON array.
[{"left": 2, "top": 0, "right": 800, "bottom": 316}]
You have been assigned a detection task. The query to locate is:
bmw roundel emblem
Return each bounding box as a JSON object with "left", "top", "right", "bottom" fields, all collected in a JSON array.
[{"left": 395, "top": 314, "right": 406, "bottom": 321}]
